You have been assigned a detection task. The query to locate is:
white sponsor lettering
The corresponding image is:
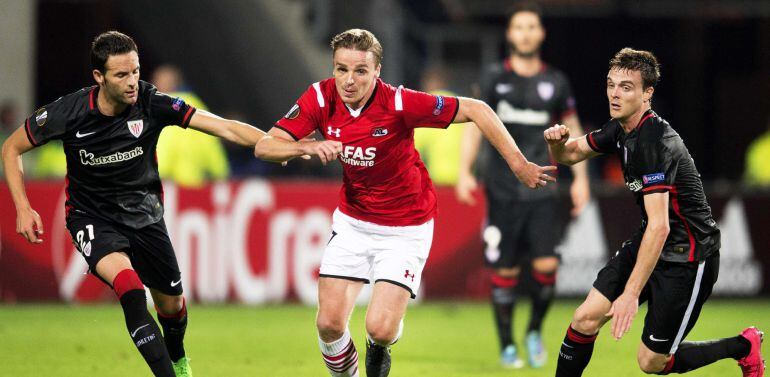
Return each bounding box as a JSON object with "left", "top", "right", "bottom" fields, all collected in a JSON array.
[
  {"left": 339, "top": 146, "right": 376, "bottom": 167},
  {"left": 79, "top": 147, "right": 143, "bottom": 166},
  {"left": 496, "top": 100, "right": 550, "bottom": 125}
]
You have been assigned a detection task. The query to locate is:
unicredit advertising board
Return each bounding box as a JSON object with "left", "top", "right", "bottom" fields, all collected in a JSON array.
[{"left": 0, "top": 181, "right": 767, "bottom": 303}]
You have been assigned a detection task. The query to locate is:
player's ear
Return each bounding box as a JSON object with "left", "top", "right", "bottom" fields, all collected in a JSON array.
[
  {"left": 92, "top": 69, "right": 104, "bottom": 86},
  {"left": 643, "top": 86, "right": 654, "bottom": 103}
]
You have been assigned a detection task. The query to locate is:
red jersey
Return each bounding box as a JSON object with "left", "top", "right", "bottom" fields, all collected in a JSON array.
[{"left": 276, "top": 78, "right": 459, "bottom": 226}]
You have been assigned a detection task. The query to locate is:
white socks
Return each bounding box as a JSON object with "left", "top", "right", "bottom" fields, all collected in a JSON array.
[{"left": 320, "top": 329, "right": 359, "bottom": 377}]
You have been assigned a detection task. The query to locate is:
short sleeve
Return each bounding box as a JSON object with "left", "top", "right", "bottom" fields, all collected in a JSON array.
[
  {"left": 399, "top": 87, "right": 459, "bottom": 129},
  {"left": 25, "top": 97, "right": 69, "bottom": 147},
  {"left": 148, "top": 87, "right": 197, "bottom": 128},
  {"left": 634, "top": 141, "right": 677, "bottom": 195},
  {"left": 585, "top": 121, "right": 619, "bottom": 154},
  {"left": 275, "top": 84, "right": 323, "bottom": 140}
]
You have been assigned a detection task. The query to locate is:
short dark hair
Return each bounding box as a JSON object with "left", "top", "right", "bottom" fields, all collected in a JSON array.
[
  {"left": 330, "top": 29, "right": 383, "bottom": 66},
  {"left": 90, "top": 31, "right": 138, "bottom": 72},
  {"left": 609, "top": 48, "right": 661, "bottom": 89},
  {"left": 508, "top": 1, "right": 544, "bottom": 24}
]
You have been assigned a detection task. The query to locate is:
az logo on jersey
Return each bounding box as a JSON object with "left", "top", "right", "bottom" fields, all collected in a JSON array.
[
  {"left": 371, "top": 127, "right": 388, "bottom": 137},
  {"left": 127, "top": 120, "right": 144, "bottom": 138}
]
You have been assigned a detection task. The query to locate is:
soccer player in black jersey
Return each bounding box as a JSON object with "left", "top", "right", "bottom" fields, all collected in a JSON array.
[
  {"left": 456, "top": 2, "right": 590, "bottom": 369},
  {"left": 1, "top": 31, "right": 341, "bottom": 377},
  {"left": 544, "top": 48, "right": 764, "bottom": 376}
]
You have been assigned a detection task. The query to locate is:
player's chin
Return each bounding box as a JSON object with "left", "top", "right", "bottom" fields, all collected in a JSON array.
[{"left": 123, "top": 96, "right": 138, "bottom": 105}]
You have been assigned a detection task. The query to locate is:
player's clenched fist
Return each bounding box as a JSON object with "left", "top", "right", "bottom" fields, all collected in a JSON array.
[
  {"left": 300, "top": 140, "right": 343, "bottom": 165},
  {"left": 543, "top": 124, "right": 570, "bottom": 146}
]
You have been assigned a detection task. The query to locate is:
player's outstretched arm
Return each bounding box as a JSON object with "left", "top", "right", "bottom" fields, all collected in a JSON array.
[
  {"left": 255, "top": 127, "right": 342, "bottom": 165},
  {"left": 607, "top": 192, "right": 669, "bottom": 340},
  {"left": 543, "top": 124, "right": 599, "bottom": 165},
  {"left": 453, "top": 97, "right": 555, "bottom": 189},
  {"left": 187, "top": 109, "right": 268, "bottom": 147},
  {"left": 1, "top": 126, "right": 44, "bottom": 244}
]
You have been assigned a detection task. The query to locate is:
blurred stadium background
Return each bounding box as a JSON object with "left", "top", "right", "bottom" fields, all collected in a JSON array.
[{"left": 1, "top": 0, "right": 769, "bottom": 376}]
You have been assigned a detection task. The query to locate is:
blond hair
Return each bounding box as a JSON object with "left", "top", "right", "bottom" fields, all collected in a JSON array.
[{"left": 330, "top": 29, "right": 383, "bottom": 65}]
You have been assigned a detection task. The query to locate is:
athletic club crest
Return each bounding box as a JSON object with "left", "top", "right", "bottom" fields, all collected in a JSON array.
[
  {"left": 127, "top": 120, "right": 144, "bottom": 138},
  {"left": 537, "top": 82, "right": 555, "bottom": 101}
]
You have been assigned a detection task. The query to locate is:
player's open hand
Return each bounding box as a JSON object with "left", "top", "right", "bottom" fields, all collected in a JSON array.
[
  {"left": 455, "top": 172, "right": 478, "bottom": 205},
  {"left": 16, "top": 207, "right": 44, "bottom": 244},
  {"left": 543, "top": 124, "right": 570, "bottom": 146},
  {"left": 300, "top": 140, "right": 343, "bottom": 165},
  {"left": 606, "top": 292, "right": 639, "bottom": 340},
  {"left": 515, "top": 161, "right": 557, "bottom": 189}
]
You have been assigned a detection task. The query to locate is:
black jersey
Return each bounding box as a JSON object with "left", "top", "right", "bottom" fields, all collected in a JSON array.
[
  {"left": 24, "top": 80, "right": 196, "bottom": 229},
  {"left": 586, "top": 110, "right": 720, "bottom": 263},
  {"left": 478, "top": 60, "right": 577, "bottom": 201}
]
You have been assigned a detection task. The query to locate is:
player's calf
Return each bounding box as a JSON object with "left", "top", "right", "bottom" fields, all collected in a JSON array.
[
  {"left": 155, "top": 295, "right": 188, "bottom": 363},
  {"left": 113, "top": 269, "right": 174, "bottom": 377}
]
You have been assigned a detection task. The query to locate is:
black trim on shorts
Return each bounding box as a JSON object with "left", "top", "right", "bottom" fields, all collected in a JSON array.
[
  {"left": 319, "top": 274, "right": 370, "bottom": 284},
  {"left": 375, "top": 279, "right": 416, "bottom": 299}
]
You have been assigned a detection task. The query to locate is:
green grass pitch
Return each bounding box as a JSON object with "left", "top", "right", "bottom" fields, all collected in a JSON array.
[{"left": 0, "top": 299, "right": 767, "bottom": 376}]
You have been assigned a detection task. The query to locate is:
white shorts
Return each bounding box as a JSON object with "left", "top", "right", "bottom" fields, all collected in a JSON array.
[{"left": 319, "top": 209, "right": 434, "bottom": 298}]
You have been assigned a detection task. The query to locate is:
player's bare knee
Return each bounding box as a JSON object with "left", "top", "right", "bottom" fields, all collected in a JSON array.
[
  {"left": 571, "top": 307, "right": 602, "bottom": 335},
  {"left": 496, "top": 266, "right": 520, "bottom": 279},
  {"left": 532, "top": 257, "right": 559, "bottom": 273},
  {"left": 365, "top": 316, "right": 399, "bottom": 345},
  {"left": 366, "top": 324, "right": 398, "bottom": 346},
  {"left": 316, "top": 315, "right": 347, "bottom": 341},
  {"left": 155, "top": 295, "right": 184, "bottom": 316},
  {"left": 637, "top": 348, "right": 667, "bottom": 374}
]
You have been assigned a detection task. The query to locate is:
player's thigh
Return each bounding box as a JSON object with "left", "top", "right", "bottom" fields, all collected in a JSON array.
[
  {"left": 572, "top": 287, "right": 613, "bottom": 334},
  {"left": 641, "top": 253, "right": 719, "bottom": 355},
  {"left": 365, "top": 281, "right": 410, "bottom": 338},
  {"left": 66, "top": 214, "right": 132, "bottom": 285},
  {"left": 124, "top": 219, "right": 183, "bottom": 296},
  {"left": 317, "top": 277, "right": 365, "bottom": 330},
  {"left": 483, "top": 196, "right": 526, "bottom": 268}
]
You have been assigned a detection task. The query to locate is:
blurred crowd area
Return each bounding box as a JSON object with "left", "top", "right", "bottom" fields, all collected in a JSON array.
[{"left": 2, "top": 0, "right": 770, "bottom": 189}]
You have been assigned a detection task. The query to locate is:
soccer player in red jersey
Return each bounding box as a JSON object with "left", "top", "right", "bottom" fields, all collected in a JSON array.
[{"left": 255, "top": 29, "right": 556, "bottom": 377}]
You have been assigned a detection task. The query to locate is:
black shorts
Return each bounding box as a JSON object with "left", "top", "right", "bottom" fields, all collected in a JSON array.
[
  {"left": 482, "top": 195, "right": 562, "bottom": 268},
  {"left": 593, "top": 238, "right": 719, "bottom": 355},
  {"left": 66, "top": 213, "right": 183, "bottom": 296}
]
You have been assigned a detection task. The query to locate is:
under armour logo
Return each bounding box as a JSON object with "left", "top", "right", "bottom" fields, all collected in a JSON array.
[
  {"left": 327, "top": 126, "right": 341, "bottom": 137},
  {"left": 404, "top": 270, "right": 415, "bottom": 282}
]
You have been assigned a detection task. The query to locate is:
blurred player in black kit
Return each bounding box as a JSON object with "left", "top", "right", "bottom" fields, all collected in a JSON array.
[
  {"left": 545, "top": 47, "right": 764, "bottom": 377},
  {"left": 1, "top": 31, "right": 341, "bottom": 376},
  {"left": 456, "top": 2, "right": 589, "bottom": 369}
]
